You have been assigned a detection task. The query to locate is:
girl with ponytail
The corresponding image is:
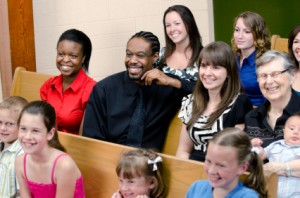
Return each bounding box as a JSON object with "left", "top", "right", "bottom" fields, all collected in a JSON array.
[{"left": 186, "top": 127, "right": 267, "bottom": 198}]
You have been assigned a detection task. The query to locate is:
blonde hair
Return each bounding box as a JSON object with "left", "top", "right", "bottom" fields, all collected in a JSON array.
[
  {"left": 0, "top": 96, "right": 28, "bottom": 117},
  {"left": 116, "top": 149, "right": 166, "bottom": 198}
]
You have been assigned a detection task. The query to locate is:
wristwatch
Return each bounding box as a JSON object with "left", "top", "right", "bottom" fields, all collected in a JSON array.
[{"left": 285, "top": 162, "right": 292, "bottom": 176}]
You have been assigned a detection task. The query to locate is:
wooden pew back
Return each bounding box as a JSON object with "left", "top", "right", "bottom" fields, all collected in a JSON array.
[
  {"left": 58, "top": 132, "right": 278, "bottom": 198},
  {"left": 271, "top": 34, "right": 289, "bottom": 53},
  {"left": 162, "top": 111, "right": 182, "bottom": 155},
  {"left": 10, "top": 67, "right": 53, "bottom": 101}
]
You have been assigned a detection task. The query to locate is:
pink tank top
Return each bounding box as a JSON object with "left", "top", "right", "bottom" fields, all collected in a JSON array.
[{"left": 24, "top": 153, "right": 85, "bottom": 198}]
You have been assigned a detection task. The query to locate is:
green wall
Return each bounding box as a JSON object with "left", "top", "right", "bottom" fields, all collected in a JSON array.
[{"left": 213, "top": 0, "right": 300, "bottom": 44}]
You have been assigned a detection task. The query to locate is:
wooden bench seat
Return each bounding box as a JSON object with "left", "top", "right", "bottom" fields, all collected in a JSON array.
[{"left": 58, "top": 132, "right": 278, "bottom": 198}]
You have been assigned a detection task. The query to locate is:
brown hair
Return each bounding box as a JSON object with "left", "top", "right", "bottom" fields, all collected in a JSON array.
[
  {"left": 187, "top": 41, "right": 240, "bottom": 130},
  {"left": 116, "top": 148, "right": 166, "bottom": 198},
  {"left": 231, "top": 11, "right": 271, "bottom": 58},
  {"left": 17, "top": 101, "right": 65, "bottom": 152},
  {"left": 161, "top": 5, "right": 203, "bottom": 68},
  {"left": 288, "top": 24, "right": 300, "bottom": 68},
  {"left": 210, "top": 128, "right": 267, "bottom": 198}
]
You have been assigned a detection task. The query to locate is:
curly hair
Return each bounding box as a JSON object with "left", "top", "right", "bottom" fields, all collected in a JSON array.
[{"left": 231, "top": 11, "right": 271, "bottom": 58}]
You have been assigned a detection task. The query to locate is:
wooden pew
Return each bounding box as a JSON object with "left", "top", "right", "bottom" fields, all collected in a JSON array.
[
  {"left": 271, "top": 34, "right": 289, "bottom": 53},
  {"left": 10, "top": 67, "right": 53, "bottom": 101},
  {"left": 162, "top": 111, "right": 182, "bottom": 156},
  {"left": 10, "top": 67, "right": 278, "bottom": 197},
  {"left": 58, "top": 132, "right": 278, "bottom": 198}
]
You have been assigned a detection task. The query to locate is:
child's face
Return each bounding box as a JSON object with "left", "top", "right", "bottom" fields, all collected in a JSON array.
[
  {"left": 204, "top": 143, "right": 247, "bottom": 192},
  {"left": 118, "top": 173, "right": 155, "bottom": 198},
  {"left": 0, "top": 109, "right": 19, "bottom": 149},
  {"left": 18, "top": 113, "right": 54, "bottom": 154},
  {"left": 284, "top": 116, "right": 300, "bottom": 146}
]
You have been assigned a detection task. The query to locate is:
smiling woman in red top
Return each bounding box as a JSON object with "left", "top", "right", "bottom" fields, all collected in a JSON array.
[{"left": 40, "top": 29, "right": 96, "bottom": 134}]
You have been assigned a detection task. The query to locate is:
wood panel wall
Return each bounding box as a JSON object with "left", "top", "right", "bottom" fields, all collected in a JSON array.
[{"left": 7, "top": 0, "right": 35, "bottom": 74}]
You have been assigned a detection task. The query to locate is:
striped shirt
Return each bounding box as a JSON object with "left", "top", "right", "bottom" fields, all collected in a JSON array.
[{"left": 0, "top": 140, "right": 23, "bottom": 198}]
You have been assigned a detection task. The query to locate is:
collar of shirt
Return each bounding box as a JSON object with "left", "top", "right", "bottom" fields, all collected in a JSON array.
[
  {"left": 51, "top": 68, "right": 87, "bottom": 93},
  {"left": 1, "top": 140, "right": 22, "bottom": 154},
  {"left": 237, "top": 50, "right": 256, "bottom": 68},
  {"left": 255, "top": 90, "right": 300, "bottom": 117}
]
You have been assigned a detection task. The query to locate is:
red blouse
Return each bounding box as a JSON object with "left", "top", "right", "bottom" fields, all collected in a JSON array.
[{"left": 40, "top": 69, "right": 96, "bottom": 134}]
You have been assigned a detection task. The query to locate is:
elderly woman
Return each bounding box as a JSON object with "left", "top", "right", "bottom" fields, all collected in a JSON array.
[
  {"left": 245, "top": 50, "right": 300, "bottom": 190},
  {"left": 245, "top": 50, "right": 300, "bottom": 146}
]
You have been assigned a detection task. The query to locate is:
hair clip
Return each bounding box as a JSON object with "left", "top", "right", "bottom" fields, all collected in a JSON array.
[
  {"left": 251, "top": 147, "right": 260, "bottom": 154},
  {"left": 148, "top": 156, "right": 163, "bottom": 171}
]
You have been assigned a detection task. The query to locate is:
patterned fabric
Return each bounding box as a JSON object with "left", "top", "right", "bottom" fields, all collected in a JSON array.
[
  {"left": 162, "top": 63, "right": 198, "bottom": 82},
  {"left": 0, "top": 140, "right": 23, "bottom": 198},
  {"left": 179, "top": 94, "right": 237, "bottom": 152},
  {"left": 264, "top": 140, "right": 300, "bottom": 198}
]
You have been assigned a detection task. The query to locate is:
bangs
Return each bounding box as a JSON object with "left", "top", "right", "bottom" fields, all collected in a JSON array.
[
  {"left": 199, "top": 45, "right": 228, "bottom": 67},
  {"left": 116, "top": 156, "right": 146, "bottom": 179}
]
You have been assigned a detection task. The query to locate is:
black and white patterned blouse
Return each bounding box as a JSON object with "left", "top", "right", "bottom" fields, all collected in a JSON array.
[{"left": 178, "top": 93, "right": 253, "bottom": 161}]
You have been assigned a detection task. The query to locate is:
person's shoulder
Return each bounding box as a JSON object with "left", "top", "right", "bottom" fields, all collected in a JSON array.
[
  {"left": 186, "top": 180, "right": 211, "bottom": 197},
  {"left": 189, "top": 180, "right": 210, "bottom": 191},
  {"left": 14, "top": 153, "right": 25, "bottom": 167},
  {"left": 95, "top": 71, "right": 126, "bottom": 86},
  {"left": 245, "top": 106, "right": 261, "bottom": 118},
  {"left": 231, "top": 182, "right": 259, "bottom": 198},
  {"left": 235, "top": 186, "right": 259, "bottom": 198},
  {"left": 41, "top": 75, "right": 60, "bottom": 87},
  {"left": 55, "top": 153, "right": 78, "bottom": 172}
]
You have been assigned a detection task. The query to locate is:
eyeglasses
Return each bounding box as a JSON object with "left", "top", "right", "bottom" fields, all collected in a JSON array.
[{"left": 257, "top": 69, "right": 289, "bottom": 81}]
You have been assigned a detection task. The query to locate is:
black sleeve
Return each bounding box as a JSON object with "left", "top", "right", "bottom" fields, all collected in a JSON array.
[
  {"left": 82, "top": 83, "right": 108, "bottom": 140},
  {"left": 232, "top": 94, "right": 253, "bottom": 124},
  {"left": 180, "top": 78, "right": 196, "bottom": 93}
]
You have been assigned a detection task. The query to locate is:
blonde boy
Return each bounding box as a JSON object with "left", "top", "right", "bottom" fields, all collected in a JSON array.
[{"left": 0, "top": 96, "right": 28, "bottom": 198}]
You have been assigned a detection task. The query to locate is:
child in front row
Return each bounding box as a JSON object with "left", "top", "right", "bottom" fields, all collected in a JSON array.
[
  {"left": 186, "top": 127, "right": 267, "bottom": 198},
  {"left": 112, "top": 148, "right": 166, "bottom": 198},
  {"left": 252, "top": 112, "right": 300, "bottom": 198},
  {"left": 0, "top": 96, "right": 28, "bottom": 198},
  {"left": 15, "top": 101, "right": 85, "bottom": 198}
]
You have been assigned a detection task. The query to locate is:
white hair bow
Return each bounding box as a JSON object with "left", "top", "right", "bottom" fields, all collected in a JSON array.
[
  {"left": 251, "top": 147, "right": 260, "bottom": 154},
  {"left": 148, "top": 156, "right": 163, "bottom": 171}
]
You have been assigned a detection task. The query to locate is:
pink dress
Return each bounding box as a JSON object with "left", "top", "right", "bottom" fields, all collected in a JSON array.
[{"left": 24, "top": 153, "right": 85, "bottom": 198}]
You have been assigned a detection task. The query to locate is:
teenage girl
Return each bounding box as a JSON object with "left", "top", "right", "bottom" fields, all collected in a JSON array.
[
  {"left": 15, "top": 101, "right": 85, "bottom": 198},
  {"left": 186, "top": 128, "right": 267, "bottom": 198},
  {"left": 112, "top": 148, "right": 166, "bottom": 198}
]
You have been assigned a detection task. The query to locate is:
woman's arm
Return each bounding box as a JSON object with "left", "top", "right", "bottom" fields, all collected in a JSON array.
[
  {"left": 176, "top": 124, "right": 194, "bottom": 159},
  {"left": 55, "top": 156, "right": 81, "bottom": 198},
  {"left": 15, "top": 155, "right": 32, "bottom": 198}
]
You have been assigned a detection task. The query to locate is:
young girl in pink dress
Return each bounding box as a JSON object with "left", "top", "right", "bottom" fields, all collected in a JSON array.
[{"left": 15, "top": 101, "right": 85, "bottom": 198}]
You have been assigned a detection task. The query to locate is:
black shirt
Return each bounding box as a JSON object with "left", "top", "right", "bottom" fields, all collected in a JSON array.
[
  {"left": 245, "top": 91, "right": 300, "bottom": 147},
  {"left": 83, "top": 71, "right": 188, "bottom": 151}
]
